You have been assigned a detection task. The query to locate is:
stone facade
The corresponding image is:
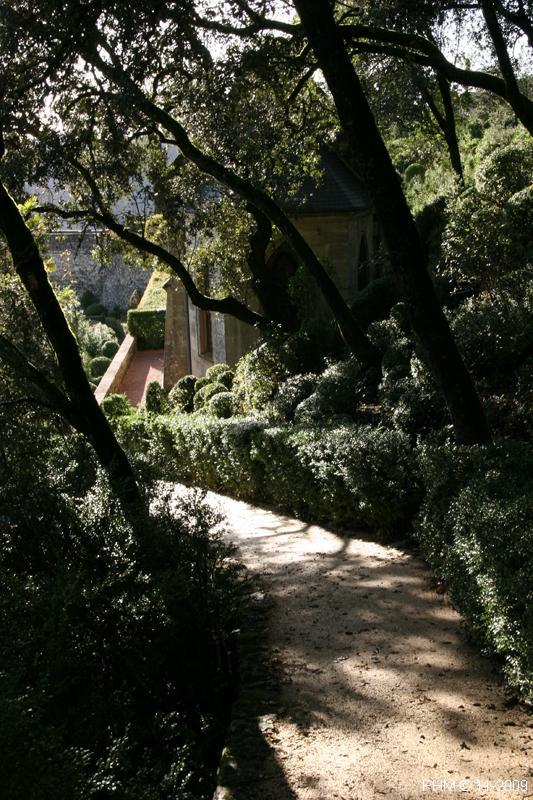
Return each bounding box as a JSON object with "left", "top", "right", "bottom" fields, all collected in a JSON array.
[{"left": 49, "top": 230, "right": 151, "bottom": 311}]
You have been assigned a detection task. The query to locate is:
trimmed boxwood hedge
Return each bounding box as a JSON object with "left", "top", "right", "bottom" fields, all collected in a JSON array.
[
  {"left": 127, "top": 307, "right": 166, "bottom": 349},
  {"left": 117, "top": 413, "right": 420, "bottom": 535}
]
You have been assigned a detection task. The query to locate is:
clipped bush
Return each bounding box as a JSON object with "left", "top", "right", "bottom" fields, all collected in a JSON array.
[
  {"left": 293, "top": 357, "right": 367, "bottom": 424},
  {"left": 104, "top": 316, "right": 126, "bottom": 343},
  {"left": 101, "top": 339, "right": 119, "bottom": 359},
  {"left": 415, "top": 441, "right": 533, "bottom": 702},
  {"left": 451, "top": 270, "right": 533, "bottom": 382},
  {"left": 144, "top": 381, "right": 169, "bottom": 414},
  {"left": 216, "top": 369, "right": 234, "bottom": 390},
  {"left": 194, "top": 382, "right": 227, "bottom": 411},
  {"left": 80, "top": 289, "right": 99, "bottom": 309},
  {"left": 194, "top": 375, "right": 211, "bottom": 393},
  {"left": 90, "top": 355, "right": 111, "bottom": 380},
  {"left": 101, "top": 393, "right": 132, "bottom": 418},
  {"left": 120, "top": 414, "right": 420, "bottom": 534},
  {"left": 85, "top": 302, "right": 108, "bottom": 319},
  {"left": 127, "top": 307, "right": 165, "bottom": 349},
  {"left": 80, "top": 321, "right": 118, "bottom": 359},
  {"left": 271, "top": 373, "right": 318, "bottom": 421},
  {"left": 169, "top": 374, "right": 197, "bottom": 413},
  {"left": 404, "top": 162, "right": 425, "bottom": 182},
  {"left": 205, "top": 363, "right": 232, "bottom": 383},
  {"left": 208, "top": 391, "right": 236, "bottom": 419}
]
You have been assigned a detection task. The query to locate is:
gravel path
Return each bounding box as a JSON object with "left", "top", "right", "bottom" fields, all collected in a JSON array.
[{"left": 200, "top": 489, "right": 532, "bottom": 800}]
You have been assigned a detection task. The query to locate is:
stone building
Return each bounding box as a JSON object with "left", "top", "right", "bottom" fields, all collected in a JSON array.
[{"left": 163, "top": 149, "right": 381, "bottom": 389}]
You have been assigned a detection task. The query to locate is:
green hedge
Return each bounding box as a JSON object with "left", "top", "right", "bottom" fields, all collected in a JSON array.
[
  {"left": 118, "top": 414, "right": 420, "bottom": 534},
  {"left": 127, "top": 271, "right": 167, "bottom": 349},
  {"left": 127, "top": 307, "right": 165, "bottom": 349},
  {"left": 414, "top": 440, "right": 533, "bottom": 703}
]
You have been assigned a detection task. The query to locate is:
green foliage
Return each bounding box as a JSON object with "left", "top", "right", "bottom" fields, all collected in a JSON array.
[
  {"left": 138, "top": 271, "right": 168, "bottom": 310},
  {"left": 102, "top": 339, "right": 119, "bottom": 358},
  {"left": 127, "top": 272, "right": 166, "bottom": 349},
  {"left": 194, "top": 382, "right": 227, "bottom": 411},
  {"left": 85, "top": 302, "right": 108, "bottom": 319},
  {"left": 80, "top": 289, "right": 99, "bottom": 309},
  {"left": 169, "top": 375, "right": 197, "bottom": 413},
  {"left": 271, "top": 373, "right": 318, "bottom": 422},
  {"left": 90, "top": 355, "right": 112, "bottom": 380},
  {"left": 127, "top": 308, "right": 166, "bottom": 349},
  {"left": 476, "top": 141, "right": 533, "bottom": 204},
  {"left": 350, "top": 274, "right": 399, "bottom": 329},
  {"left": 145, "top": 381, "right": 169, "bottom": 414},
  {"left": 451, "top": 270, "right": 533, "bottom": 383},
  {"left": 119, "top": 413, "right": 420, "bottom": 535},
  {"left": 101, "top": 393, "right": 133, "bottom": 418},
  {"left": 104, "top": 316, "right": 126, "bottom": 343},
  {"left": 293, "top": 357, "right": 369, "bottom": 424},
  {"left": 208, "top": 391, "right": 236, "bottom": 419},
  {"left": 205, "top": 363, "right": 234, "bottom": 389},
  {"left": 404, "top": 162, "right": 425, "bottom": 182},
  {"left": 0, "top": 470, "right": 243, "bottom": 798},
  {"left": 415, "top": 441, "right": 533, "bottom": 703}
]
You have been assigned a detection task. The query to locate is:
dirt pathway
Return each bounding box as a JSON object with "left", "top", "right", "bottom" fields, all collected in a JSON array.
[{"left": 200, "top": 489, "right": 532, "bottom": 800}]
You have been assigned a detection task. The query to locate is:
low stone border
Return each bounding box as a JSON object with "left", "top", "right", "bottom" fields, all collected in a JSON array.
[{"left": 94, "top": 334, "right": 137, "bottom": 404}]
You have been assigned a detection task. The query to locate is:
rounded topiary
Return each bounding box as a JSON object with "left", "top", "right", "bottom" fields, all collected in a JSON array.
[
  {"left": 102, "top": 339, "right": 119, "bottom": 359},
  {"left": 205, "top": 363, "right": 232, "bottom": 382},
  {"left": 90, "top": 356, "right": 112, "bottom": 379},
  {"left": 194, "top": 375, "right": 211, "bottom": 394},
  {"left": 80, "top": 290, "right": 99, "bottom": 309},
  {"left": 101, "top": 393, "right": 132, "bottom": 417},
  {"left": 169, "top": 374, "right": 197, "bottom": 412},
  {"left": 85, "top": 303, "right": 108, "bottom": 319},
  {"left": 193, "top": 382, "right": 226, "bottom": 411},
  {"left": 403, "top": 163, "right": 425, "bottom": 182},
  {"left": 104, "top": 316, "right": 126, "bottom": 343},
  {"left": 144, "top": 381, "right": 169, "bottom": 414},
  {"left": 215, "top": 369, "right": 234, "bottom": 390},
  {"left": 208, "top": 391, "right": 236, "bottom": 419}
]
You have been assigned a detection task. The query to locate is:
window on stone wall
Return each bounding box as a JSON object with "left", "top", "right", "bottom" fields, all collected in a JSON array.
[
  {"left": 357, "top": 234, "right": 370, "bottom": 291},
  {"left": 198, "top": 309, "right": 213, "bottom": 358}
]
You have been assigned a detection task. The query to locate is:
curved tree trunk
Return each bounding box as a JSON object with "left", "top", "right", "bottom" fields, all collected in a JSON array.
[
  {"left": 294, "top": 0, "right": 491, "bottom": 445},
  {"left": 0, "top": 180, "right": 142, "bottom": 506}
]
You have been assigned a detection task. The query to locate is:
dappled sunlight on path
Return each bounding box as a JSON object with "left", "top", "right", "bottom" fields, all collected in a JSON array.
[{"left": 176, "top": 487, "right": 532, "bottom": 799}]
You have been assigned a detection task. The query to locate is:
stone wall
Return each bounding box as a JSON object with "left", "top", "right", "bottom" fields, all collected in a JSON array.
[{"left": 49, "top": 230, "right": 150, "bottom": 311}]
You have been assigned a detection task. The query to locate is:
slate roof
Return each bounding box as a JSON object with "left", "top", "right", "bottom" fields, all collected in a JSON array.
[{"left": 282, "top": 148, "right": 370, "bottom": 214}]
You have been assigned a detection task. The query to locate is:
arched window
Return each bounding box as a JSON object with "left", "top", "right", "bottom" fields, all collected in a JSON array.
[{"left": 357, "top": 234, "right": 370, "bottom": 291}]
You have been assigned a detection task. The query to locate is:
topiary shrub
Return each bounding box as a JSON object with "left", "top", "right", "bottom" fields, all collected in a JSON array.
[
  {"left": 127, "top": 308, "right": 165, "bottom": 349},
  {"left": 101, "top": 339, "right": 119, "bottom": 359},
  {"left": 205, "top": 363, "right": 232, "bottom": 382},
  {"left": 451, "top": 270, "right": 533, "bottom": 383},
  {"left": 193, "top": 382, "right": 227, "bottom": 411},
  {"left": 104, "top": 316, "right": 126, "bottom": 343},
  {"left": 293, "top": 357, "right": 367, "bottom": 424},
  {"left": 271, "top": 373, "right": 318, "bottom": 421},
  {"left": 215, "top": 369, "right": 234, "bottom": 390},
  {"left": 90, "top": 356, "right": 112, "bottom": 380},
  {"left": 101, "top": 393, "right": 132, "bottom": 418},
  {"left": 194, "top": 375, "right": 211, "bottom": 394},
  {"left": 169, "top": 375, "right": 197, "bottom": 413},
  {"left": 403, "top": 163, "right": 425, "bottom": 182},
  {"left": 415, "top": 441, "right": 533, "bottom": 703},
  {"left": 144, "top": 381, "right": 169, "bottom": 414},
  {"left": 85, "top": 302, "right": 108, "bottom": 319},
  {"left": 80, "top": 321, "right": 118, "bottom": 359},
  {"left": 80, "top": 289, "right": 99, "bottom": 309},
  {"left": 208, "top": 391, "right": 236, "bottom": 419}
]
